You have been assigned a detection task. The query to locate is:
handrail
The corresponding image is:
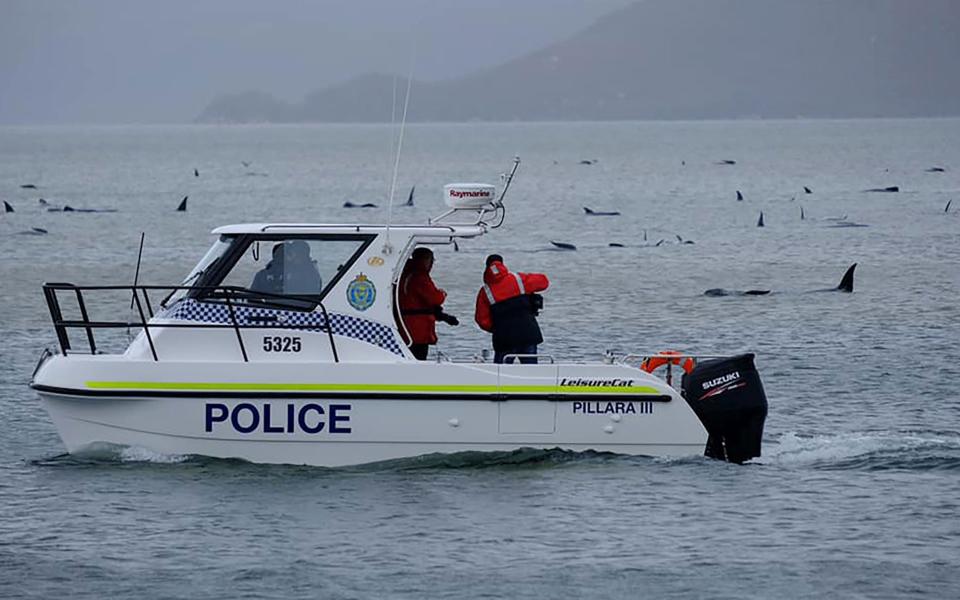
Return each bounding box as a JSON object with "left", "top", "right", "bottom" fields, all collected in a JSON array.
[
  {"left": 501, "top": 354, "right": 555, "bottom": 364},
  {"left": 41, "top": 283, "right": 340, "bottom": 363}
]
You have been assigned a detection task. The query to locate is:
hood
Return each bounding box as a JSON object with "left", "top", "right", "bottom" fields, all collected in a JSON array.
[{"left": 483, "top": 261, "right": 511, "bottom": 285}]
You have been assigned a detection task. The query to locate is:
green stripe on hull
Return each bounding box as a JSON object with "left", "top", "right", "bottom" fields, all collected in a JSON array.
[{"left": 85, "top": 381, "right": 663, "bottom": 395}]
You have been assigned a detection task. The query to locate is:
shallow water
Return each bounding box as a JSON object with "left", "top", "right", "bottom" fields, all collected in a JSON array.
[{"left": 1, "top": 120, "right": 959, "bottom": 598}]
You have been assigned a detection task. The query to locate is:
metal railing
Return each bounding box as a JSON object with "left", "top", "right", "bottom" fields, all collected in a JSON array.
[{"left": 41, "top": 283, "right": 339, "bottom": 363}]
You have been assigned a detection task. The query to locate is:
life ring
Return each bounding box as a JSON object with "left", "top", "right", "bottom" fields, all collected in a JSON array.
[{"left": 641, "top": 350, "right": 695, "bottom": 375}]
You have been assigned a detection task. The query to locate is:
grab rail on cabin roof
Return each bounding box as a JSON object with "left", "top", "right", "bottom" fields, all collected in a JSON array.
[{"left": 41, "top": 283, "right": 340, "bottom": 364}]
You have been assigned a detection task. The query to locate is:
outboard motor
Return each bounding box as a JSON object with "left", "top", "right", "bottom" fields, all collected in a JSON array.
[{"left": 681, "top": 353, "right": 767, "bottom": 464}]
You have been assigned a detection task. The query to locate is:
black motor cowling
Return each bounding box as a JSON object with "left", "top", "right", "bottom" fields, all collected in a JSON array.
[{"left": 681, "top": 353, "right": 767, "bottom": 464}]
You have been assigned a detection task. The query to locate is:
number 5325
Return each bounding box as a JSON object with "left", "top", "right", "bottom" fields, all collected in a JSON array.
[{"left": 262, "top": 336, "right": 302, "bottom": 352}]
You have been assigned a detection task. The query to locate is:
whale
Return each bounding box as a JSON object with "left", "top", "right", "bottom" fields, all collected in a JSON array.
[
  {"left": 343, "top": 202, "right": 378, "bottom": 208},
  {"left": 583, "top": 206, "right": 620, "bottom": 216},
  {"left": 717, "top": 159, "right": 737, "bottom": 165},
  {"left": 549, "top": 240, "right": 577, "bottom": 251},
  {"left": 4, "top": 200, "right": 14, "bottom": 213},
  {"left": 403, "top": 186, "right": 415, "bottom": 207},
  {"left": 926, "top": 167, "right": 946, "bottom": 173},
  {"left": 736, "top": 190, "right": 743, "bottom": 201},
  {"left": 194, "top": 168, "right": 199, "bottom": 177},
  {"left": 757, "top": 211, "right": 764, "bottom": 227},
  {"left": 17, "top": 227, "right": 48, "bottom": 236},
  {"left": 177, "top": 196, "right": 188, "bottom": 211},
  {"left": 865, "top": 186, "right": 899, "bottom": 193},
  {"left": 810, "top": 263, "right": 856, "bottom": 293},
  {"left": 828, "top": 221, "right": 869, "bottom": 228},
  {"left": 704, "top": 288, "right": 771, "bottom": 297},
  {"left": 47, "top": 205, "right": 117, "bottom": 213},
  {"left": 803, "top": 186, "right": 812, "bottom": 194},
  {"left": 20, "top": 184, "right": 37, "bottom": 190},
  {"left": 946, "top": 199, "right": 952, "bottom": 213},
  {"left": 704, "top": 264, "right": 856, "bottom": 297},
  {"left": 800, "top": 206, "right": 805, "bottom": 220}
]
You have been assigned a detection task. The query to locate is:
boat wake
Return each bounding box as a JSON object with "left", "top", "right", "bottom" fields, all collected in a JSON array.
[
  {"left": 756, "top": 431, "right": 960, "bottom": 471},
  {"left": 33, "top": 443, "right": 190, "bottom": 466}
]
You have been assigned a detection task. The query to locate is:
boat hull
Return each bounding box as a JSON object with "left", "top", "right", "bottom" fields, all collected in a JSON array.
[
  {"left": 38, "top": 390, "right": 706, "bottom": 467},
  {"left": 33, "top": 354, "right": 709, "bottom": 466}
]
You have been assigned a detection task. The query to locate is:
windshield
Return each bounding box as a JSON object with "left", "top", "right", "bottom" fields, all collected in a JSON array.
[
  {"left": 183, "top": 233, "right": 375, "bottom": 310},
  {"left": 163, "top": 236, "right": 233, "bottom": 307}
]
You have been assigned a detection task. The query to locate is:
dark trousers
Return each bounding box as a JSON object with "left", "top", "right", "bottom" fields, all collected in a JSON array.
[
  {"left": 494, "top": 345, "right": 538, "bottom": 364},
  {"left": 409, "top": 343, "right": 429, "bottom": 360}
]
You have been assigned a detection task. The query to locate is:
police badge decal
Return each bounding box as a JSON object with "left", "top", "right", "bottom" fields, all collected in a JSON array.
[{"left": 346, "top": 273, "right": 376, "bottom": 311}]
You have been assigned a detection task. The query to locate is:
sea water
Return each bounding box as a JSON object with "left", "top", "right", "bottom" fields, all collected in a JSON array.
[{"left": 1, "top": 120, "right": 958, "bottom": 598}]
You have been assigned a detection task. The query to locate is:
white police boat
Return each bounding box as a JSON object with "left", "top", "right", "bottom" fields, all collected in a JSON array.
[{"left": 31, "top": 159, "right": 768, "bottom": 466}]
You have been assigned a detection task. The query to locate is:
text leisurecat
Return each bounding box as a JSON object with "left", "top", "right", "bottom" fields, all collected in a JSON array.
[
  {"left": 205, "top": 403, "right": 352, "bottom": 434},
  {"left": 560, "top": 378, "right": 635, "bottom": 387}
]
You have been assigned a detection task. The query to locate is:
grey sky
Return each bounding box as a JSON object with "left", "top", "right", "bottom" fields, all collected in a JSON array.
[{"left": 0, "top": 0, "right": 633, "bottom": 124}]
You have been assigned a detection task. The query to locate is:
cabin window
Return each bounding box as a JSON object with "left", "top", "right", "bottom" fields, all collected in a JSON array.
[{"left": 195, "top": 234, "right": 374, "bottom": 308}]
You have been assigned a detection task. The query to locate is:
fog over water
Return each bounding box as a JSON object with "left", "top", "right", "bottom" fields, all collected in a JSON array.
[{"left": 0, "top": 0, "right": 632, "bottom": 124}]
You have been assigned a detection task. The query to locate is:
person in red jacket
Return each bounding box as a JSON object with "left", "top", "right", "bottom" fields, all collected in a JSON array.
[
  {"left": 398, "top": 247, "right": 458, "bottom": 360},
  {"left": 474, "top": 254, "right": 550, "bottom": 364}
]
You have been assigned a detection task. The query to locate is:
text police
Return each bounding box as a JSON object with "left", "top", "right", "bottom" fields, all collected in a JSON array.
[{"left": 205, "top": 402, "right": 352, "bottom": 434}]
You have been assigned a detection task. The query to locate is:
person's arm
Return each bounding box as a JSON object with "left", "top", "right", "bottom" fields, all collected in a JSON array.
[
  {"left": 415, "top": 273, "right": 447, "bottom": 307},
  {"left": 520, "top": 272, "right": 550, "bottom": 293},
  {"left": 475, "top": 289, "right": 493, "bottom": 332}
]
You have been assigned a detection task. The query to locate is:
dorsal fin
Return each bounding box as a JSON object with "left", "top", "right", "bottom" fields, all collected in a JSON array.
[
  {"left": 736, "top": 190, "right": 743, "bottom": 201},
  {"left": 583, "top": 207, "right": 594, "bottom": 214},
  {"left": 800, "top": 206, "right": 805, "bottom": 220},
  {"left": 837, "top": 263, "right": 856, "bottom": 292},
  {"left": 176, "top": 196, "right": 188, "bottom": 211},
  {"left": 3, "top": 200, "right": 13, "bottom": 213},
  {"left": 757, "top": 211, "right": 764, "bottom": 227},
  {"left": 405, "top": 185, "right": 415, "bottom": 207}
]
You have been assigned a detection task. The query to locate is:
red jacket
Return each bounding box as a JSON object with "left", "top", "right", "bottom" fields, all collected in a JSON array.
[
  {"left": 474, "top": 261, "right": 549, "bottom": 332},
  {"left": 398, "top": 266, "right": 447, "bottom": 345}
]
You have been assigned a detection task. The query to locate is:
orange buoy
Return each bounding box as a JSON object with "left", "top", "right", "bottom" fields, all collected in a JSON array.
[{"left": 640, "top": 350, "right": 695, "bottom": 375}]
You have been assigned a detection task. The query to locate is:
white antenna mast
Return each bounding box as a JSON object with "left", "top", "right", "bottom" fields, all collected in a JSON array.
[{"left": 383, "top": 47, "right": 416, "bottom": 255}]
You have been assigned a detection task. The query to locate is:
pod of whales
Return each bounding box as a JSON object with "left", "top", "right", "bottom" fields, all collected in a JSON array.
[
  {"left": 583, "top": 206, "right": 620, "bottom": 216},
  {"left": 704, "top": 264, "right": 857, "bottom": 297}
]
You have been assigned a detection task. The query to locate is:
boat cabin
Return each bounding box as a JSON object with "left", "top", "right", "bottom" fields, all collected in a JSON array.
[{"left": 137, "top": 222, "right": 486, "bottom": 363}]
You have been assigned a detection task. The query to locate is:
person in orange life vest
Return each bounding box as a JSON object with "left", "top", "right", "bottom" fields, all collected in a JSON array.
[
  {"left": 398, "top": 247, "right": 458, "bottom": 360},
  {"left": 474, "top": 254, "right": 549, "bottom": 364}
]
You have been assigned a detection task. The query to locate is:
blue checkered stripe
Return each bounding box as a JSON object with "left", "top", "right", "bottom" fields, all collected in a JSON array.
[{"left": 162, "top": 299, "right": 405, "bottom": 356}]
